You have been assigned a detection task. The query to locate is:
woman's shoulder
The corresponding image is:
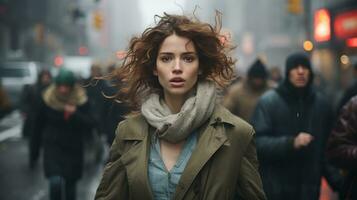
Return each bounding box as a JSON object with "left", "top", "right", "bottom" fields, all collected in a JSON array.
[
  {"left": 213, "top": 105, "right": 254, "bottom": 137},
  {"left": 114, "top": 114, "right": 148, "bottom": 140}
]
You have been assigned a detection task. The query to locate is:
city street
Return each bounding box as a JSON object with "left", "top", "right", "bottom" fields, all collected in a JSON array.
[{"left": 0, "top": 111, "right": 104, "bottom": 200}]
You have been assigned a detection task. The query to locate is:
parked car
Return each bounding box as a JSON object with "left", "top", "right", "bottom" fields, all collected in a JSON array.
[{"left": 0, "top": 61, "right": 40, "bottom": 108}]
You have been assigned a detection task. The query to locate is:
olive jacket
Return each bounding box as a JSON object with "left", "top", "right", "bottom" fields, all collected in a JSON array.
[{"left": 95, "top": 105, "right": 266, "bottom": 200}]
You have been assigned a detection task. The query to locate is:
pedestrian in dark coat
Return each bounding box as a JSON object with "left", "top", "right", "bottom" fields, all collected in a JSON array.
[
  {"left": 223, "top": 58, "right": 273, "bottom": 122},
  {"left": 83, "top": 64, "right": 106, "bottom": 133},
  {"left": 20, "top": 69, "right": 52, "bottom": 138},
  {"left": 30, "top": 68, "right": 94, "bottom": 200},
  {"left": 84, "top": 64, "right": 129, "bottom": 145},
  {"left": 251, "top": 52, "right": 342, "bottom": 200},
  {"left": 327, "top": 95, "right": 357, "bottom": 200}
]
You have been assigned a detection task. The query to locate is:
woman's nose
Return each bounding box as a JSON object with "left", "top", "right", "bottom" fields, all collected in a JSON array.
[{"left": 172, "top": 59, "right": 182, "bottom": 73}]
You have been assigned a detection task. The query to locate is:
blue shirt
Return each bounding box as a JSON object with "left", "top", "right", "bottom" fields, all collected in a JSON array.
[{"left": 148, "top": 133, "right": 197, "bottom": 200}]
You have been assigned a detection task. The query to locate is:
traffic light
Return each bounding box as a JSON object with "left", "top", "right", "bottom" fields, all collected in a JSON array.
[
  {"left": 287, "top": 0, "right": 303, "bottom": 14},
  {"left": 93, "top": 11, "right": 103, "bottom": 30}
]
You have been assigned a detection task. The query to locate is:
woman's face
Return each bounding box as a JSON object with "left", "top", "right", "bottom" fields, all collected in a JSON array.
[{"left": 154, "top": 34, "right": 199, "bottom": 100}]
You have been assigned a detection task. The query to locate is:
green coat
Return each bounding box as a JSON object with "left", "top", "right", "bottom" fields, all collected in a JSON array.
[{"left": 95, "top": 106, "right": 266, "bottom": 200}]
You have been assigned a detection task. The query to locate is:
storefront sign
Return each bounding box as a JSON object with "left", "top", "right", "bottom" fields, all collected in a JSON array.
[
  {"left": 334, "top": 10, "right": 357, "bottom": 39},
  {"left": 314, "top": 9, "right": 331, "bottom": 42}
]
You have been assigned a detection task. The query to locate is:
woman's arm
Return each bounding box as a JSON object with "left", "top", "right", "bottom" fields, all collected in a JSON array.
[
  {"left": 95, "top": 122, "right": 130, "bottom": 200},
  {"left": 236, "top": 131, "right": 267, "bottom": 200}
]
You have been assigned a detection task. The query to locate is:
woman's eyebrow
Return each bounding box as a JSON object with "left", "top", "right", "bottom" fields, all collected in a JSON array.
[
  {"left": 158, "top": 52, "right": 174, "bottom": 55},
  {"left": 182, "top": 52, "right": 197, "bottom": 55},
  {"left": 158, "top": 51, "right": 197, "bottom": 55}
]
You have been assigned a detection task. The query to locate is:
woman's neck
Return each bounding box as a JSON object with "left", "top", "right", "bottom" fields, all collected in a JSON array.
[{"left": 164, "top": 94, "right": 186, "bottom": 114}]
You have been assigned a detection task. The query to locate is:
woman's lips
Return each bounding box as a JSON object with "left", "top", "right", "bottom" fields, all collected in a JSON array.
[{"left": 170, "top": 78, "right": 185, "bottom": 87}]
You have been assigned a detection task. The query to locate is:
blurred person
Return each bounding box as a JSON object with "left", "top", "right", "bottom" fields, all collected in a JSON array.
[
  {"left": 337, "top": 63, "right": 357, "bottom": 112},
  {"left": 83, "top": 64, "right": 107, "bottom": 161},
  {"left": 85, "top": 63, "right": 130, "bottom": 147},
  {"left": 20, "top": 69, "right": 52, "bottom": 138},
  {"left": 327, "top": 95, "right": 357, "bottom": 200},
  {"left": 269, "top": 65, "right": 283, "bottom": 86},
  {"left": 30, "top": 68, "right": 94, "bottom": 200},
  {"left": 95, "top": 13, "right": 266, "bottom": 200},
  {"left": 0, "top": 80, "right": 12, "bottom": 120},
  {"left": 223, "top": 58, "right": 273, "bottom": 122},
  {"left": 100, "top": 64, "right": 130, "bottom": 145},
  {"left": 251, "top": 52, "right": 342, "bottom": 200}
]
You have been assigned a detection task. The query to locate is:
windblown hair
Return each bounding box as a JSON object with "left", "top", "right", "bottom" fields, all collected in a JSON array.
[{"left": 105, "top": 12, "right": 236, "bottom": 110}]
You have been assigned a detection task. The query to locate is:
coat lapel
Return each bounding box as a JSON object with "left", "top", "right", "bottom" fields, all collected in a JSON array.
[
  {"left": 119, "top": 117, "right": 154, "bottom": 200},
  {"left": 173, "top": 117, "right": 229, "bottom": 200}
]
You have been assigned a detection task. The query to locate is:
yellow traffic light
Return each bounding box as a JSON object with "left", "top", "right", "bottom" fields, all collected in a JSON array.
[
  {"left": 93, "top": 11, "right": 103, "bottom": 30},
  {"left": 287, "top": 0, "right": 303, "bottom": 14}
]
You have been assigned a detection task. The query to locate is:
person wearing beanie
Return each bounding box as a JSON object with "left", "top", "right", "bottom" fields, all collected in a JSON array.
[
  {"left": 251, "top": 52, "right": 342, "bottom": 200},
  {"left": 29, "top": 68, "right": 94, "bottom": 200},
  {"left": 223, "top": 58, "right": 273, "bottom": 122}
]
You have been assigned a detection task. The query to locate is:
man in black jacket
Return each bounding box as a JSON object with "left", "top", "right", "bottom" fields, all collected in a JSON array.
[{"left": 251, "top": 52, "right": 342, "bottom": 200}]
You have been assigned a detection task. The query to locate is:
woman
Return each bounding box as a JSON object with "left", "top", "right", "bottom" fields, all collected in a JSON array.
[
  {"left": 95, "top": 13, "right": 266, "bottom": 200},
  {"left": 30, "top": 68, "right": 94, "bottom": 200}
]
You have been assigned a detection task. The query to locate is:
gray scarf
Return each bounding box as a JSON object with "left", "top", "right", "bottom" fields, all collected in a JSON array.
[{"left": 141, "top": 81, "right": 216, "bottom": 143}]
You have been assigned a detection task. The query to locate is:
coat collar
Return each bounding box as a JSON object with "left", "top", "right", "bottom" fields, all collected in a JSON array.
[{"left": 118, "top": 105, "right": 237, "bottom": 200}]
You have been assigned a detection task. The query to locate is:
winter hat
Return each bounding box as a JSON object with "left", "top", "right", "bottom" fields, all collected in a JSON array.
[
  {"left": 55, "top": 68, "right": 76, "bottom": 86},
  {"left": 285, "top": 52, "right": 311, "bottom": 76},
  {"left": 247, "top": 59, "right": 268, "bottom": 79},
  {"left": 284, "top": 52, "right": 314, "bottom": 88}
]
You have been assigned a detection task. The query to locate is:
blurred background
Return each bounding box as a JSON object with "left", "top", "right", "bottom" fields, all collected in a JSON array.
[{"left": 0, "top": 0, "right": 356, "bottom": 199}]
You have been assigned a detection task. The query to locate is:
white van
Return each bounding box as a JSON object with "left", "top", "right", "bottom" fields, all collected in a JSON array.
[{"left": 0, "top": 61, "right": 40, "bottom": 107}]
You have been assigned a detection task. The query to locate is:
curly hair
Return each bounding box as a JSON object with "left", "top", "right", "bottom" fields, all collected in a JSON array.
[{"left": 105, "top": 12, "right": 236, "bottom": 110}]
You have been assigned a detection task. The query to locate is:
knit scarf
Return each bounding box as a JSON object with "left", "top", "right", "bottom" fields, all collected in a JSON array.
[
  {"left": 141, "top": 80, "right": 216, "bottom": 143},
  {"left": 43, "top": 84, "right": 88, "bottom": 111}
]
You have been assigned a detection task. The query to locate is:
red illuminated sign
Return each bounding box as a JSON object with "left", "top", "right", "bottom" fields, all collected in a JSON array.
[
  {"left": 346, "top": 37, "right": 357, "bottom": 48},
  {"left": 314, "top": 9, "right": 331, "bottom": 42},
  {"left": 335, "top": 10, "right": 357, "bottom": 39}
]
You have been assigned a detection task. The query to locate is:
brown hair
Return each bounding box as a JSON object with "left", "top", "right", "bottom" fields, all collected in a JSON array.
[{"left": 105, "top": 12, "right": 236, "bottom": 110}]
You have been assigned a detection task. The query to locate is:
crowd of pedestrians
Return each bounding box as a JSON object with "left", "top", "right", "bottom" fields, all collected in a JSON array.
[{"left": 6, "top": 12, "right": 355, "bottom": 200}]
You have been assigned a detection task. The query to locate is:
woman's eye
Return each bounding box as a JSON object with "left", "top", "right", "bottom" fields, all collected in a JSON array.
[
  {"left": 160, "top": 56, "right": 172, "bottom": 63},
  {"left": 183, "top": 56, "right": 195, "bottom": 63}
]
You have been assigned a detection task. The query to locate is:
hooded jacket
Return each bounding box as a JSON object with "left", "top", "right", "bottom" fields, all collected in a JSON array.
[
  {"left": 251, "top": 52, "right": 341, "bottom": 200},
  {"left": 95, "top": 105, "right": 266, "bottom": 200}
]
